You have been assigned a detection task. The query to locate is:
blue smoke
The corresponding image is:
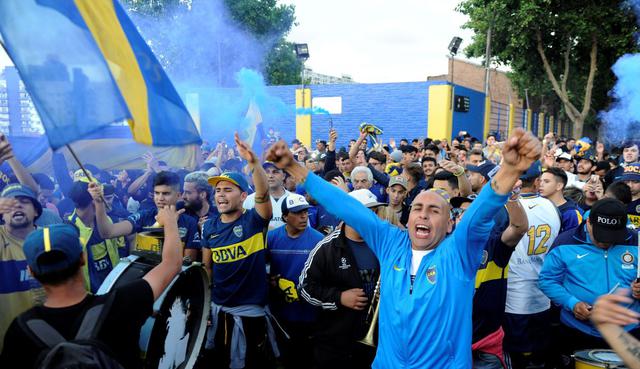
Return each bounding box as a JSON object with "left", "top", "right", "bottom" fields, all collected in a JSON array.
[
  {"left": 599, "top": 0, "right": 640, "bottom": 144},
  {"left": 296, "top": 107, "right": 330, "bottom": 115},
  {"left": 125, "top": 0, "right": 292, "bottom": 144}
]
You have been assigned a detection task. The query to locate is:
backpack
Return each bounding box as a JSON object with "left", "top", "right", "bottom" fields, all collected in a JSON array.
[{"left": 19, "top": 295, "right": 125, "bottom": 369}]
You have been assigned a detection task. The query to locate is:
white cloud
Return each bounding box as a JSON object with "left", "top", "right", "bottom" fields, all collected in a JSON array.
[{"left": 282, "top": 0, "right": 476, "bottom": 83}]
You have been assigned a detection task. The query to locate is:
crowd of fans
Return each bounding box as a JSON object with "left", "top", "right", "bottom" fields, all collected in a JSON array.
[{"left": 0, "top": 126, "right": 639, "bottom": 369}]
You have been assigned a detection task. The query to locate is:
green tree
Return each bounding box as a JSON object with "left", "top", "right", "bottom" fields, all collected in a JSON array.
[
  {"left": 458, "top": 0, "right": 638, "bottom": 137},
  {"left": 224, "top": 0, "right": 301, "bottom": 85}
]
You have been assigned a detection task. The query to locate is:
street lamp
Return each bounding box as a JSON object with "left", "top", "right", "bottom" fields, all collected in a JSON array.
[{"left": 295, "top": 43, "right": 310, "bottom": 87}]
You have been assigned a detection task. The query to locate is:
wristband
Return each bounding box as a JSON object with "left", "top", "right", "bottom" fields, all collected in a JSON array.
[{"left": 453, "top": 168, "right": 465, "bottom": 177}]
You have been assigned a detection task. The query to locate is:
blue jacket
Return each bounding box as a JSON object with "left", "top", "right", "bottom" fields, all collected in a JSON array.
[
  {"left": 539, "top": 224, "right": 639, "bottom": 337},
  {"left": 304, "top": 172, "right": 507, "bottom": 369}
]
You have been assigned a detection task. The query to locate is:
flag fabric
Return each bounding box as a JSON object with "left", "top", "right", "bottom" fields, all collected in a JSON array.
[
  {"left": 0, "top": 0, "right": 201, "bottom": 149},
  {"left": 243, "top": 100, "right": 266, "bottom": 158}
]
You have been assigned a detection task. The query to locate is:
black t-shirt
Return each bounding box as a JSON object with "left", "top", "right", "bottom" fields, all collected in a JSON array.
[{"left": 0, "top": 279, "right": 153, "bottom": 369}]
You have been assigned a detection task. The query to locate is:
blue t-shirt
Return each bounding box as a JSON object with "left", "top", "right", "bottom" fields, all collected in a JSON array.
[
  {"left": 346, "top": 238, "right": 379, "bottom": 301},
  {"left": 202, "top": 209, "right": 270, "bottom": 307},
  {"left": 267, "top": 225, "right": 324, "bottom": 322},
  {"left": 127, "top": 209, "right": 200, "bottom": 249}
]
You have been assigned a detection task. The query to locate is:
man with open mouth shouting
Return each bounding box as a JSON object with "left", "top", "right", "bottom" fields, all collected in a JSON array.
[{"left": 265, "top": 128, "right": 542, "bottom": 369}]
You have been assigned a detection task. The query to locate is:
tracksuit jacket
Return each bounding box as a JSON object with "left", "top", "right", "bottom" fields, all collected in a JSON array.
[
  {"left": 302, "top": 172, "right": 508, "bottom": 369},
  {"left": 539, "top": 224, "right": 639, "bottom": 337},
  {"left": 298, "top": 223, "right": 379, "bottom": 348}
]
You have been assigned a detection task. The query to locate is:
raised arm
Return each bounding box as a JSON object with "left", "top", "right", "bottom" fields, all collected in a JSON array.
[
  {"left": 592, "top": 291, "right": 640, "bottom": 369},
  {"left": 323, "top": 129, "right": 338, "bottom": 173},
  {"left": 0, "top": 135, "right": 39, "bottom": 193},
  {"left": 440, "top": 160, "right": 471, "bottom": 197},
  {"left": 235, "top": 133, "right": 272, "bottom": 220},
  {"left": 501, "top": 195, "right": 528, "bottom": 246},
  {"left": 349, "top": 131, "right": 367, "bottom": 165},
  {"left": 143, "top": 205, "right": 184, "bottom": 300},
  {"left": 88, "top": 182, "right": 133, "bottom": 239}
]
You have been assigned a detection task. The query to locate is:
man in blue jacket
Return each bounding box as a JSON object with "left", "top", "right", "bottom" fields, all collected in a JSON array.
[
  {"left": 539, "top": 198, "right": 640, "bottom": 368},
  {"left": 265, "top": 128, "right": 542, "bottom": 369}
]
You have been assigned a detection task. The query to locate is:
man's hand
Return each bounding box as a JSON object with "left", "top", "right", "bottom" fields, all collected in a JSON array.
[
  {"left": 573, "top": 301, "right": 593, "bottom": 321},
  {"left": 0, "top": 198, "right": 18, "bottom": 214},
  {"left": 440, "top": 160, "right": 464, "bottom": 175},
  {"left": 142, "top": 152, "right": 158, "bottom": 172},
  {"left": 592, "top": 290, "right": 640, "bottom": 327},
  {"left": 155, "top": 205, "right": 184, "bottom": 227},
  {"left": 501, "top": 128, "right": 542, "bottom": 172},
  {"left": 340, "top": 288, "right": 368, "bottom": 310},
  {"left": 330, "top": 176, "right": 349, "bottom": 192},
  {"left": 88, "top": 182, "right": 104, "bottom": 203},
  {"left": 0, "top": 134, "right": 15, "bottom": 164},
  {"left": 265, "top": 140, "right": 296, "bottom": 171},
  {"left": 234, "top": 132, "right": 258, "bottom": 165},
  {"left": 631, "top": 280, "right": 640, "bottom": 299}
]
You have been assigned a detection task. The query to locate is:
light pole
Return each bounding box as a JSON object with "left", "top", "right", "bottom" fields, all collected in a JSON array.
[{"left": 448, "top": 37, "right": 462, "bottom": 113}]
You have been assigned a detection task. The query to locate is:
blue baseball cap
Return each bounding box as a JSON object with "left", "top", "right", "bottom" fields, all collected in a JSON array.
[
  {"left": 619, "top": 163, "right": 640, "bottom": 182},
  {"left": 466, "top": 161, "right": 499, "bottom": 181},
  {"left": 24, "top": 224, "right": 83, "bottom": 276},
  {"left": 207, "top": 172, "right": 250, "bottom": 193},
  {"left": 0, "top": 184, "right": 43, "bottom": 219},
  {"left": 520, "top": 161, "right": 542, "bottom": 180}
]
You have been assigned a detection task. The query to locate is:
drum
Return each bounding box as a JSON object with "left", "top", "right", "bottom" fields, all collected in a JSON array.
[
  {"left": 98, "top": 255, "right": 210, "bottom": 369},
  {"left": 574, "top": 349, "right": 628, "bottom": 368}
]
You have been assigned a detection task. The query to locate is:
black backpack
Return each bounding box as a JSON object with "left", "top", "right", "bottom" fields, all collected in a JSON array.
[{"left": 19, "top": 296, "right": 125, "bottom": 369}]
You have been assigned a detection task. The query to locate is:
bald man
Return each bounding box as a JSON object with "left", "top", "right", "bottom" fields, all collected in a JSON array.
[{"left": 265, "top": 128, "right": 542, "bottom": 369}]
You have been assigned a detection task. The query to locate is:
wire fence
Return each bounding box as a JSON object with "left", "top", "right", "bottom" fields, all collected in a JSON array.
[{"left": 488, "top": 100, "right": 564, "bottom": 139}]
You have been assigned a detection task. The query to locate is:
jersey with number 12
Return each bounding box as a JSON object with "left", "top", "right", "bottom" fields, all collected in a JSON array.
[{"left": 506, "top": 194, "right": 561, "bottom": 314}]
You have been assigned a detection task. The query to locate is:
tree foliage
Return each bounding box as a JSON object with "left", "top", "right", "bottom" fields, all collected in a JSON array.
[{"left": 458, "top": 0, "right": 638, "bottom": 137}]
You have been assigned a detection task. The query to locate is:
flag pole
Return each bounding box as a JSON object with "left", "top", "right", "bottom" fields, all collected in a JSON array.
[{"left": 65, "top": 144, "right": 111, "bottom": 211}]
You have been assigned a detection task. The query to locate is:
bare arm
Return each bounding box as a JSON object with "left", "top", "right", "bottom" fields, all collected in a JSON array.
[
  {"left": 143, "top": 205, "right": 184, "bottom": 300},
  {"left": 235, "top": 133, "right": 272, "bottom": 220},
  {"left": 349, "top": 132, "right": 367, "bottom": 165},
  {"left": 0, "top": 135, "right": 39, "bottom": 193},
  {"left": 202, "top": 247, "right": 212, "bottom": 282},
  {"left": 592, "top": 292, "right": 640, "bottom": 369},
  {"left": 501, "top": 197, "right": 528, "bottom": 246},
  {"left": 440, "top": 160, "right": 472, "bottom": 197},
  {"left": 128, "top": 170, "right": 153, "bottom": 195},
  {"left": 89, "top": 182, "right": 133, "bottom": 239}
]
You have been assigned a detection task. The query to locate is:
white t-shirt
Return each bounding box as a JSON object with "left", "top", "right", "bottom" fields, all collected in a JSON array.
[
  {"left": 243, "top": 190, "right": 290, "bottom": 230},
  {"left": 411, "top": 249, "right": 433, "bottom": 276},
  {"left": 506, "top": 195, "right": 561, "bottom": 314}
]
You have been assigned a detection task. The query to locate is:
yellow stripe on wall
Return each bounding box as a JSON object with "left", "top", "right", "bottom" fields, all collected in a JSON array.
[
  {"left": 295, "top": 88, "right": 312, "bottom": 147},
  {"left": 508, "top": 103, "right": 515, "bottom": 134},
  {"left": 483, "top": 96, "right": 491, "bottom": 139},
  {"left": 526, "top": 109, "right": 533, "bottom": 132},
  {"left": 74, "top": 0, "right": 152, "bottom": 145},
  {"left": 427, "top": 85, "right": 453, "bottom": 141}
]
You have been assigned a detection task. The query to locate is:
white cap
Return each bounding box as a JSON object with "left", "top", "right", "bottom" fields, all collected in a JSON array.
[
  {"left": 349, "top": 189, "right": 385, "bottom": 208},
  {"left": 556, "top": 152, "right": 572, "bottom": 161},
  {"left": 206, "top": 167, "right": 221, "bottom": 177},
  {"left": 282, "top": 193, "right": 311, "bottom": 213}
]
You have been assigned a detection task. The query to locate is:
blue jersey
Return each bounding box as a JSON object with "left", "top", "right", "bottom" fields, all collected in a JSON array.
[
  {"left": 303, "top": 172, "right": 508, "bottom": 369},
  {"left": 202, "top": 209, "right": 270, "bottom": 307},
  {"left": 267, "top": 225, "right": 324, "bottom": 322},
  {"left": 539, "top": 224, "right": 639, "bottom": 337},
  {"left": 127, "top": 209, "right": 200, "bottom": 249}
]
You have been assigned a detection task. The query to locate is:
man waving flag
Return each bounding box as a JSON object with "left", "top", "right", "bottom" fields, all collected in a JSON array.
[{"left": 0, "top": 0, "right": 201, "bottom": 149}]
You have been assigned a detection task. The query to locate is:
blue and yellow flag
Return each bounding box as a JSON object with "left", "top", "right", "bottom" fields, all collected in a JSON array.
[{"left": 0, "top": 0, "right": 201, "bottom": 149}]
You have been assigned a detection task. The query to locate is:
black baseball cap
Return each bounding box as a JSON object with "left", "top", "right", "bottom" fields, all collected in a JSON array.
[{"left": 589, "top": 198, "right": 629, "bottom": 244}]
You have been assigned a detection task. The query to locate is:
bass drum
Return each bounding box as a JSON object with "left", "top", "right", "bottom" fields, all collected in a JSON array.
[
  {"left": 574, "top": 349, "right": 627, "bottom": 369},
  {"left": 98, "top": 255, "right": 210, "bottom": 369}
]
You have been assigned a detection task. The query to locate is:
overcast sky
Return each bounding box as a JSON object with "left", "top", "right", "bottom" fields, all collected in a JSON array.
[
  {"left": 281, "top": 0, "right": 477, "bottom": 83},
  {"left": 0, "top": 0, "right": 477, "bottom": 83}
]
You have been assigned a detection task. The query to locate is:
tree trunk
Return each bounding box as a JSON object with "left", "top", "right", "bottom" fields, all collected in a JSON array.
[{"left": 535, "top": 30, "right": 597, "bottom": 139}]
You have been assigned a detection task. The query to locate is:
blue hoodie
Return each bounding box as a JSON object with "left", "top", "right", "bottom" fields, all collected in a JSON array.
[
  {"left": 303, "top": 171, "right": 507, "bottom": 369},
  {"left": 539, "top": 224, "right": 639, "bottom": 337}
]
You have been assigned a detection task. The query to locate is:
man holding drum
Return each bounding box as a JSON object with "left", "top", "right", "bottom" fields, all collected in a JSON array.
[{"left": 0, "top": 206, "right": 185, "bottom": 369}]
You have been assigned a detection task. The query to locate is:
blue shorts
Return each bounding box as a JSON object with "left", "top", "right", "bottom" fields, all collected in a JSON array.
[{"left": 503, "top": 310, "right": 552, "bottom": 353}]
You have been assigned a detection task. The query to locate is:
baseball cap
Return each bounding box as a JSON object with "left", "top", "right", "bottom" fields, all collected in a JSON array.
[
  {"left": 292, "top": 139, "right": 301, "bottom": 145},
  {"left": 208, "top": 172, "right": 249, "bottom": 193},
  {"left": 388, "top": 175, "right": 408, "bottom": 190},
  {"left": 466, "top": 161, "right": 499, "bottom": 181},
  {"left": 589, "top": 198, "right": 629, "bottom": 244},
  {"left": 349, "top": 189, "right": 385, "bottom": 208},
  {"left": 520, "top": 161, "right": 542, "bottom": 180},
  {"left": 556, "top": 152, "right": 573, "bottom": 161},
  {"left": 262, "top": 161, "right": 282, "bottom": 171},
  {"left": 281, "top": 194, "right": 311, "bottom": 215},
  {"left": 23, "top": 224, "right": 83, "bottom": 276},
  {"left": 0, "top": 184, "right": 43, "bottom": 218},
  {"left": 618, "top": 163, "right": 640, "bottom": 182},
  {"left": 73, "top": 169, "right": 94, "bottom": 183}
]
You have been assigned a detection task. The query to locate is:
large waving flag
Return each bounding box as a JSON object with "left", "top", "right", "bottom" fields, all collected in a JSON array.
[
  {"left": 242, "top": 100, "right": 266, "bottom": 158},
  {"left": 0, "top": 0, "right": 201, "bottom": 149}
]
